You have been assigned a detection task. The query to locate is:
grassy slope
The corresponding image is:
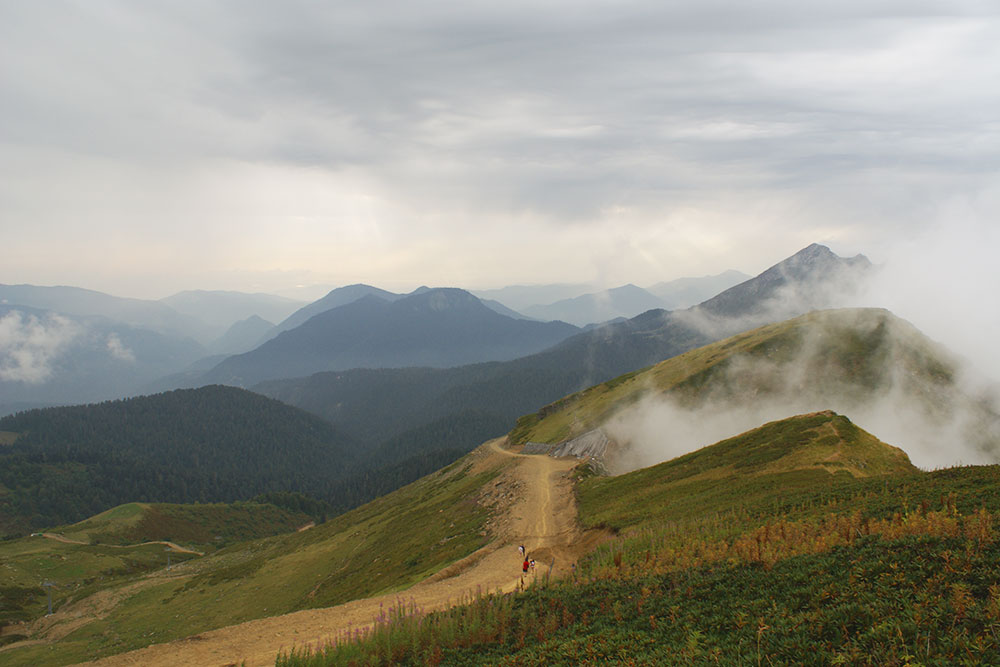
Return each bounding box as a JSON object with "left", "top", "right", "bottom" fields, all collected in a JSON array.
[
  {"left": 296, "top": 535, "right": 1000, "bottom": 665},
  {"left": 509, "top": 308, "right": 960, "bottom": 448},
  {"left": 0, "top": 502, "right": 309, "bottom": 638},
  {"left": 577, "top": 411, "right": 916, "bottom": 532},
  {"left": 281, "top": 413, "right": 1000, "bottom": 665},
  {"left": 0, "top": 448, "right": 508, "bottom": 665},
  {"left": 58, "top": 501, "right": 313, "bottom": 548}
]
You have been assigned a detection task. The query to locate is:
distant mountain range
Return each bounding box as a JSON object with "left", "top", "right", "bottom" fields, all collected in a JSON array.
[
  {"left": 0, "top": 284, "right": 207, "bottom": 340},
  {"left": 520, "top": 284, "right": 666, "bottom": 326},
  {"left": 698, "top": 243, "right": 870, "bottom": 321},
  {"left": 2, "top": 281, "right": 572, "bottom": 413},
  {"left": 9, "top": 290, "right": 993, "bottom": 539},
  {"left": 470, "top": 283, "right": 598, "bottom": 312},
  {"left": 160, "top": 290, "right": 303, "bottom": 339},
  {"left": 521, "top": 272, "right": 753, "bottom": 326},
  {"left": 0, "top": 246, "right": 857, "bottom": 420},
  {"left": 0, "top": 303, "right": 206, "bottom": 412},
  {"left": 268, "top": 284, "right": 404, "bottom": 337},
  {"left": 208, "top": 315, "right": 276, "bottom": 355},
  {"left": 646, "top": 269, "right": 752, "bottom": 308},
  {"left": 474, "top": 271, "right": 751, "bottom": 326},
  {"left": 268, "top": 284, "right": 535, "bottom": 341},
  {"left": 256, "top": 244, "right": 875, "bottom": 467},
  {"left": 200, "top": 288, "right": 581, "bottom": 387}
]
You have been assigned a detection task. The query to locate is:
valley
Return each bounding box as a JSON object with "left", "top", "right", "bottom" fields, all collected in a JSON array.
[
  {"left": 1, "top": 245, "right": 998, "bottom": 665},
  {"left": 2, "top": 437, "right": 592, "bottom": 666}
]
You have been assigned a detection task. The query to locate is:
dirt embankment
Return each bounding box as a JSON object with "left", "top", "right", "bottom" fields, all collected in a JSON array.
[{"left": 81, "top": 437, "right": 604, "bottom": 667}]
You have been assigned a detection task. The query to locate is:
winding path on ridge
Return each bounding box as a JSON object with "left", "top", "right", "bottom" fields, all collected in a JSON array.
[
  {"left": 84, "top": 437, "right": 593, "bottom": 667},
  {"left": 40, "top": 533, "right": 204, "bottom": 556}
]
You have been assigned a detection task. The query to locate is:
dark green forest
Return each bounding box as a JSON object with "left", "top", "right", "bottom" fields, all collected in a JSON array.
[{"left": 0, "top": 387, "right": 499, "bottom": 537}]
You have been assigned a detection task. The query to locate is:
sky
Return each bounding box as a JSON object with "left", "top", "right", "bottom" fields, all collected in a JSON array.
[{"left": 2, "top": 1, "right": 998, "bottom": 300}]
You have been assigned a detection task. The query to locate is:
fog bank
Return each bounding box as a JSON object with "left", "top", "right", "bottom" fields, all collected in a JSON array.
[{"left": 605, "top": 309, "right": 1000, "bottom": 472}]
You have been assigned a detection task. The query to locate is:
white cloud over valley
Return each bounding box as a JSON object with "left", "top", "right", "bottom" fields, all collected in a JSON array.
[{"left": 0, "top": 311, "right": 82, "bottom": 383}]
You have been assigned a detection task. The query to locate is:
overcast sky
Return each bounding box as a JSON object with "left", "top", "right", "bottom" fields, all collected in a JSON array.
[{"left": 2, "top": 1, "right": 998, "bottom": 300}]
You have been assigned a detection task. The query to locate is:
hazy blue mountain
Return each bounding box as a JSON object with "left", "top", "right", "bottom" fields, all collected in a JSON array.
[
  {"left": 160, "top": 290, "right": 303, "bottom": 338},
  {"left": 479, "top": 298, "right": 533, "bottom": 320},
  {"left": 208, "top": 315, "right": 276, "bottom": 355},
  {"left": 694, "top": 243, "right": 872, "bottom": 329},
  {"left": 0, "top": 304, "right": 206, "bottom": 415},
  {"left": 201, "top": 288, "right": 581, "bottom": 387},
  {"left": 545, "top": 245, "right": 874, "bottom": 368},
  {"left": 471, "top": 283, "right": 597, "bottom": 312},
  {"left": 0, "top": 283, "right": 206, "bottom": 340},
  {"left": 645, "top": 270, "right": 751, "bottom": 309},
  {"left": 273, "top": 284, "right": 339, "bottom": 302},
  {"left": 269, "top": 284, "right": 404, "bottom": 337},
  {"left": 521, "top": 284, "right": 665, "bottom": 326}
]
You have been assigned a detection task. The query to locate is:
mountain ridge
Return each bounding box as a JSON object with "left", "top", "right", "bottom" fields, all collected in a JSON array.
[
  {"left": 254, "top": 244, "right": 878, "bottom": 464},
  {"left": 201, "top": 287, "right": 581, "bottom": 387}
]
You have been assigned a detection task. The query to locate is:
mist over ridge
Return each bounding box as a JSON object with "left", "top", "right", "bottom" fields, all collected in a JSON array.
[
  {"left": 851, "top": 210, "right": 1000, "bottom": 386},
  {"left": 598, "top": 217, "right": 1000, "bottom": 474},
  {"left": 543, "top": 308, "right": 1000, "bottom": 473}
]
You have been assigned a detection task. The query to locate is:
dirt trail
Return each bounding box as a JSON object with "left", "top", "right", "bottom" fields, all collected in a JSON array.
[
  {"left": 83, "top": 438, "right": 595, "bottom": 667},
  {"left": 40, "top": 532, "right": 88, "bottom": 545},
  {"left": 40, "top": 533, "right": 204, "bottom": 555}
]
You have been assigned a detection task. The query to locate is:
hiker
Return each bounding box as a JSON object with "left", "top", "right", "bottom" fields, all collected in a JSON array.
[
  {"left": 522, "top": 557, "right": 529, "bottom": 574},
  {"left": 518, "top": 544, "right": 525, "bottom": 557}
]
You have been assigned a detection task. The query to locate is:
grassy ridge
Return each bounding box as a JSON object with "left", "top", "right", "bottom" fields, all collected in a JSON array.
[
  {"left": 280, "top": 413, "right": 1000, "bottom": 664},
  {"left": 576, "top": 411, "right": 916, "bottom": 533},
  {"left": 509, "top": 308, "right": 967, "bottom": 449}
]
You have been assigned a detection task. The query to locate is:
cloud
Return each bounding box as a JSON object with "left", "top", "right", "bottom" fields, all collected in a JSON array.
[
  {"left": 105, "top": 333, "right": 136, "bottom": 363},
  {"left": 604, "top": 309, "right": 1000, "bottom": 472},
  {"left": 3, "top": 2, "right": 999, "bottom": 296},
  {"left": 851, "top": 193, "right": 1000, "bottom": 385},
  {"left": 0, "top": 310, "right": 82, "bottom": 383}
]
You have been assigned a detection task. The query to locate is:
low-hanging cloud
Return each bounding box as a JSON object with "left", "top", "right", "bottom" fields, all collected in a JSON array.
[
  {"left": 604, "top": 309, "right": 1000, "bottom": 472},
  {"left": 0, "top": 310, "right": 82, "bottom": 383},
  {"left": 851, "top": 198, "right": 1000, "bottom": 388},
  {"left": 105, "top": 333, "right": 136, "bottom": 363}
]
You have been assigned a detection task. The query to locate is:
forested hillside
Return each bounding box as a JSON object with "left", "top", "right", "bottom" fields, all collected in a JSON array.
[{"left": 0, "top": 386, "right": 359, "bottom": 535}]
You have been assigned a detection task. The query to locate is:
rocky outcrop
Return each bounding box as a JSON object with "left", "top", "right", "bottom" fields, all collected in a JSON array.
[{"left": 550, "top": 429, "right": 610, "bottom": 459}]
